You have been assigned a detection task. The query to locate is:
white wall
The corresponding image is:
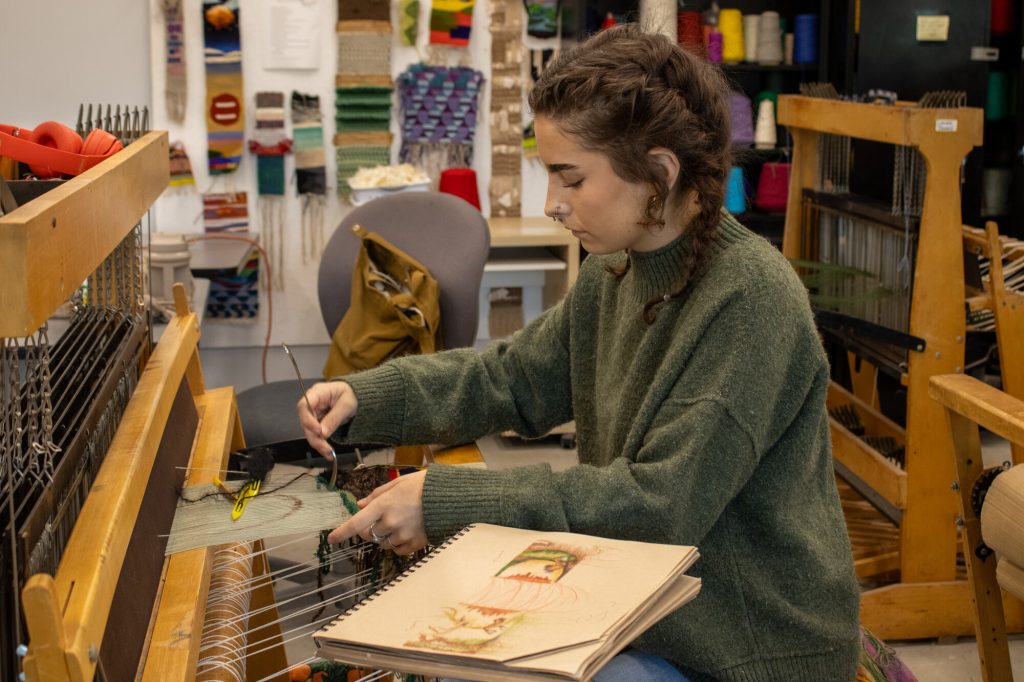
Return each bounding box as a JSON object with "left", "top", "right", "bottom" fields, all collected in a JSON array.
[
  {"left": 2, "top": 0, "right": 557, "bottom": 349},
  {"left": 0, "top": 1, "right": 152, "bottom": 126}
]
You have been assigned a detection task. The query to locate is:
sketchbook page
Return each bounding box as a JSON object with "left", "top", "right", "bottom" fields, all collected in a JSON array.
[
  {"left": 316, "top": 524, "right": 697, "bottom": 670},
  {"left": 505, "top": 574, "right": 702, "bottom": 680}
]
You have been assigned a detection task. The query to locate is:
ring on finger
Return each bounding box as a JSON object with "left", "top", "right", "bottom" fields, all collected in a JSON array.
[
  {"left": 384, "top": 535, "right": 397, "bottom": 551},
  {"left": 369, "top": 521, "right": 385, "bottom": 544}
]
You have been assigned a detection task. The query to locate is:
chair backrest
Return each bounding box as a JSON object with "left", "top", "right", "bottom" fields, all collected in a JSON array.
[{"left": 318, "top": 191, "right": 490, "bottom": 350}]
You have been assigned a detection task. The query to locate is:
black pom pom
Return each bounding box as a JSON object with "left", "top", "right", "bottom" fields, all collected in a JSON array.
[{"left": 243, "top": 446, "right": 276, "bottom": 482}]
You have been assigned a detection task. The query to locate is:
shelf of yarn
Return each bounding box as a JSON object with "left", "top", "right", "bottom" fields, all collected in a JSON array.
[{"left": 721, "top": 63, "right": 815, "bottom": 73}]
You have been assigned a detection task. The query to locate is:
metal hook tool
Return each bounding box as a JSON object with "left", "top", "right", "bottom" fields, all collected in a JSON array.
[{"left": 282, "top": 343, "right": 339, "bottom": 489}]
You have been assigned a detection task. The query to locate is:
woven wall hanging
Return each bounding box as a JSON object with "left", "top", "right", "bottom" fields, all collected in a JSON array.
[
  {"left": 249, "top": 92, "right": 291, "bottom": 290},
  {"left": 430, "top": 0, "right": 475, "bottom": 46},
  {"left": 400, "top": 0, "right": 420, "bottom": 45},
  {"left": 203, "top": 0, "right": 245, "bottom": 175},
  {"left": 336, "top": 0, "right": 394, "bottom": 200},
  {"left": 203, "top": 192, "right": 260, "bottom": 319},
  {"left": 169, "top": 141, "right": 196, "bottom": 190},
  {"left": 488, "top": 0, "right": 523, "bottom": 216},
  {"left": 161, "top": 0, "right": 187, "bottom": 123},
  {"left": 293, "top": 92, "right": 328, "bottom": 263},
  {"left": 397, "top": 64, "right": 483, "bottom": 182}
]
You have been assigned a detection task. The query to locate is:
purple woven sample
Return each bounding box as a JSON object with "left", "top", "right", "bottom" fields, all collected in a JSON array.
[
  {"left": 729, "top": 93, "right": 755, "bottom": 145},
  {"left": 397, "top": 64, "right": 484, "bottom": 161}
]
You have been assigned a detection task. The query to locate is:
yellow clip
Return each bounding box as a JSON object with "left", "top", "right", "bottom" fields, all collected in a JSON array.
[{"left": 231, "top": 479, "right": 261, "bottom": 520}]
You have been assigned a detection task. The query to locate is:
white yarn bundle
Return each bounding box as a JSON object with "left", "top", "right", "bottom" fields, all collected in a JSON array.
[
  {"left": 757, "top": 11, "right": 784, "bottom": 65},
  {"left": 743, "top": 14, "right": 761, "bottom": 63},
  {"left": 754, "top": 99, "right": 777, "bottom": 149}
]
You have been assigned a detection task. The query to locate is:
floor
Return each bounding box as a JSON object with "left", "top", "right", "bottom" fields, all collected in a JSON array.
[{"left": 199, "top": 344, "right": 1024, "bottom": 680}]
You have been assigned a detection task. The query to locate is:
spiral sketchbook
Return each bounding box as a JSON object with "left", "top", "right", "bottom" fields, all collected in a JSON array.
[{"left": 314, "top": 523, "right": 701, "bottom": 681}]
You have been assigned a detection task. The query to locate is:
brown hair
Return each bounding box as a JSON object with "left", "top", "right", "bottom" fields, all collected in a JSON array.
[{"left": 528, "top": 23, "right": 732, "bottom": 323}]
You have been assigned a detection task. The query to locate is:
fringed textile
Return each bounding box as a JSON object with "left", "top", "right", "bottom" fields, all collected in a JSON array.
[
  {"left": 203, "top": 0, "right": 245, "bottom": 175},
  {"left": 430, "top": 0, "right": 475, "bottom": 46},
  {"left": 249, "top": 92, "right": 291, "bottom": 290},
  {"left": 203, "top": 192, "right": 260, "bottom": 319},
  {"left": 397, "top": 64, "right": 483, "bottom": 183},
  {"left": 168, "top": 141, "right": 196, "bottom": 189},
  {"left": 489, "top": 0, "right": 523, "bottom": 216},
  {"left": 161, "top": 0, "right": 187, "bottom": 123},
  {"left": 293, "top": 92, "right": 328, "bottom": 263}
]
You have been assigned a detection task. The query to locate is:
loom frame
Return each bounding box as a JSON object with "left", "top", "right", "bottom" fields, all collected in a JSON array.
[
  {"left": 12, "top": 135, "right": 288, "bottom": 680},
  {"left": 779, "top": 95, "right": 1024, "bottom": 639}
]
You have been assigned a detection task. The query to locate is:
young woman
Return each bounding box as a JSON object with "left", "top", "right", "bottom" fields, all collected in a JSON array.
[{"left": 299, "top": 23, "right": 860, "bottom": 682}]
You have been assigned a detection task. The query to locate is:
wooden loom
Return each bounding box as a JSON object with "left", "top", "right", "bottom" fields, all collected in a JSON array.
[
  {"left": 778, "top": 95, "right": 1024, "bottom": 639},
  {"left": 5, "top": 132, "right": 290, "bottom": 681}
]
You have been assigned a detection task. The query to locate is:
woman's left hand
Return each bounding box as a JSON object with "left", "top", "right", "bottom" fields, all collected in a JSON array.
[{"left": 328, "top": 469, "right": 429, "bottom": 554}]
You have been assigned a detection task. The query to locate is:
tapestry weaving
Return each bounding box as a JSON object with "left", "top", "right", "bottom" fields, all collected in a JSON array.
[
  {"left": 203, "top": 0, "right": 245, "bottom": 175},
  {"left": 292, "top": 92, "right": 328, "bottom": 262},
  {"left": 203, "top": 192, "right": 260, "bottom": 319}
]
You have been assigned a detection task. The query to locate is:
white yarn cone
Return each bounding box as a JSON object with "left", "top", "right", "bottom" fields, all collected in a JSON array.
[
  {"left": 757, "top": 12, "right": 783, "bottom": 65},
  {"left": 754, "top": 99, "right": 777, "bottom": 149},
  {"left": 743, "top": 14, "right": 761, "bottom": 63}
]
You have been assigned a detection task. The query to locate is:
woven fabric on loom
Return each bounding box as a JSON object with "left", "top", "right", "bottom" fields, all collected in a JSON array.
[
  {"left": 397, "top": 64, "right": 483, "bottom": 164},
  {"left": 203, "top": 192, "right": 259, "bottom": 319},
  {"left": 430, "top": 0, "right": 475, "bottom": 46}
]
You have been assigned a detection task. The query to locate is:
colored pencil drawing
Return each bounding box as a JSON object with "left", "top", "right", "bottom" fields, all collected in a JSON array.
[{"left": 404, "top": 540, "right": 591, "bottom": 654}]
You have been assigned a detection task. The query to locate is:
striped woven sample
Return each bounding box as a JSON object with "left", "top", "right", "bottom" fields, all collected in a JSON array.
[
  {"left": 203, "top": 0, "right": 245, "bottom": 175},
  {"left": 336, "top": 5, "right": 394, "bottom": 199},
  {"left": 430, "top": 0, "right": 475, "bottom": 46}
]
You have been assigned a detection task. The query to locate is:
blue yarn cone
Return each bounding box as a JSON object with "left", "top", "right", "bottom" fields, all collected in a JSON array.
[
  {"left": 794, "top": 14, "right": 818, "bottom": 65},
  {"left": 725, "top": 167, "right": 746, "bottom": 213}
]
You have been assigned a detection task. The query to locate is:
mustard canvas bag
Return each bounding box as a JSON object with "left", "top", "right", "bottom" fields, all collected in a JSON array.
[{"left": 323, "top": 224, "right": 441, "bottom": 378}]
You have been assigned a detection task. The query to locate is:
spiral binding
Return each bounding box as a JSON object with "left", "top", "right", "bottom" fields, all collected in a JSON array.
[{"left": 321, "top": 524, "right": 477, "bottom": 630}]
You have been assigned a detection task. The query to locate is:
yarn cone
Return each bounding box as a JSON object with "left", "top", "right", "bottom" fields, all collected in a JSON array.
[{"left": 754, "top": 99, "right": 776, "bottom": 149}]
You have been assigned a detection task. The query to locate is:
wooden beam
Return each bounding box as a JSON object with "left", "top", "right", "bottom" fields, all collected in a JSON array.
[
  {"left": 778, "top": 96, "right": 983, "bottom": 149},
  {"left": 930, "top": 374, "right": 1024, "bottom": 447},
  {"left": 21, "top": 310, "right": 199, "bottom": 682},
  {"left": 0, "top": 132, "right": 169, "bottom": 337},
  {"left": 860, "top": 581, "right": 1024, "bottom": 640},
  {"left": 141, "top": 387, "right": 239, "bottom": 682},
  {"left": 830, "top": 420, "right": 907, "bottom": 509}
]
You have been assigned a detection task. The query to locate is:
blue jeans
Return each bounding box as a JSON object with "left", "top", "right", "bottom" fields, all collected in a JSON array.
[{"left": 594, "top": 651, "right": 690, "bottom": 681}]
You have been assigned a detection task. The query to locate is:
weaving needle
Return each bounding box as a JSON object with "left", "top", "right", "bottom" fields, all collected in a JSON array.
[{"left": 281, "top": 343, "right": 339, "bottom": 489}]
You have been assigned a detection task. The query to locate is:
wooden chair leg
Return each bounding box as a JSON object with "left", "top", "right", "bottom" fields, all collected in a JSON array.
[{"left": 946, "top": 408, "right": 1015, "bottom": 682}]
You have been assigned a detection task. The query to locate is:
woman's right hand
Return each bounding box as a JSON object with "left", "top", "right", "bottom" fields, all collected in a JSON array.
[{"left": 297, "top": 381, "right": 358, "bottom": 458}]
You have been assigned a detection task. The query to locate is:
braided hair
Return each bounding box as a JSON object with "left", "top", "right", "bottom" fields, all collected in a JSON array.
[{"left": 528, "top": 23, "right": 732, "bottom": 323}]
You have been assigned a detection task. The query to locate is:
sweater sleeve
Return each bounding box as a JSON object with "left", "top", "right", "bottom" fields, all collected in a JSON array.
[
  {"left": 420, "top": 252, "right": 827, "bottom": 545},
  {"left": 420, "top": 398, "right": 759, "bottom": 544},
  {"left": 337, "top": 290, "right": 575, "bottom": 447}
]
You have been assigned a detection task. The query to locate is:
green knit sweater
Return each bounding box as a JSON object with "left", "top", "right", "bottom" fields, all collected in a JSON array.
[{"left": 340, "top": 214, "right": 861, "bottom": 681}]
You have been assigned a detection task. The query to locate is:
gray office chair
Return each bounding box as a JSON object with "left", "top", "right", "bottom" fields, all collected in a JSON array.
[{"left": 236, "top": 191, "right": 491, "bottom": 448}]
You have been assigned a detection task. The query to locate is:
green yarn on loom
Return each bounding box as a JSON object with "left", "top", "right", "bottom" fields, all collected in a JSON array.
[{"left": 789, "top": 259, "right": 895, "bottom": 309}]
